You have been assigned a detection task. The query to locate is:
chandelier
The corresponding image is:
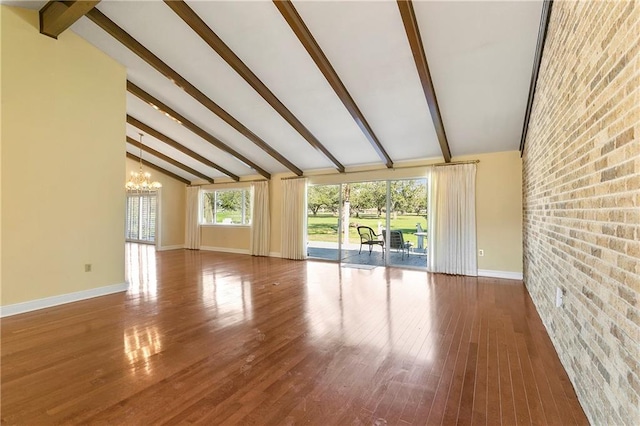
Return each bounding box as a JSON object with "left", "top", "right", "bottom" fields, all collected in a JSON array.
[{"left": 126, "top": 133, "right": 162, "bottom": 191}]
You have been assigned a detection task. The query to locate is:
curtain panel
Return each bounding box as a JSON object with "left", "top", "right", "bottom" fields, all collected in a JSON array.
[
  {"left": 250, "top": 181, "right": 270, "bottom": 256},
  {"left": 427, "top": 163, "right": 477, "bottom": 276},
  {"left": 281, "top": 178, "right": 307, "bottom": 260},
  {"left": 185, "top": 186, "right": 201, "bottom": 250}
]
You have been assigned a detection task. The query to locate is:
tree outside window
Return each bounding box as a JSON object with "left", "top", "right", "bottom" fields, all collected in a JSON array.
[{"left": 201, "top": 188, "right": 251, "bottom": 225}]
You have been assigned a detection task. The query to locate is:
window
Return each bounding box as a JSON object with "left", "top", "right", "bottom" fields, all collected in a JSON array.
[
  {"left": 201, "top": 188, "right": 252, "bottom": 225},
  {"left": 126, "top": 192, "right": 157, "bottom": 243}
]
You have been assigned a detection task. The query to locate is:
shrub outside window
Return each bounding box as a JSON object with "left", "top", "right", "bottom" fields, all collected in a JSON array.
[{"left": 201, "top": 188, "right": 251, "bottom": 225}]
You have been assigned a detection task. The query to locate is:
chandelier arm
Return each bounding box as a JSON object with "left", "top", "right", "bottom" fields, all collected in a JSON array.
[{"left": 126, "top": 133, "right": 162, "bottom": 191}]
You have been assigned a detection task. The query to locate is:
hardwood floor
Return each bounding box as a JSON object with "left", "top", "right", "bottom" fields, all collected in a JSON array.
[{"left": 1, "top": 244, "right": 587, "bottom": 425}]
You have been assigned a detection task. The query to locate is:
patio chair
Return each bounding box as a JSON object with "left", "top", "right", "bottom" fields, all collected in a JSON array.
[
  {"left": 389, "top": 230, "right": 412, "bottom": 260},
  {"left": 357, "top": 226, "right": 385, "bottom": 257}
]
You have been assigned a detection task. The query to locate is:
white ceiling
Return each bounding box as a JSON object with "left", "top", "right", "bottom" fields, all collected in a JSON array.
[
  {"left": 4, "top": 0, "right": 544, "bottom": 183},
  {"left": 415, "top": 0, "right": 543, "bottom": 156}
]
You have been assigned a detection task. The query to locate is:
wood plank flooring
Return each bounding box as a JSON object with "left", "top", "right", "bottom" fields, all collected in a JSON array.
[{"left": 1, "top": 244, "right": 588, "bottom": 425}]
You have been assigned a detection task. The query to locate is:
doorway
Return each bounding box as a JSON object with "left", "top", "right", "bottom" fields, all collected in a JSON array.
[
  {"left": 387, "top": 178, "right": 428, "bottom": 268},
  {"left": 125, "top": 191, "right": 158, "bottom": 244},
  {"left": 306, "top": 184, "right": 341, "bottom": 261},
  {"left": 339, "top": 181, "right": 387, "bottom": 267},
  {"left": 306, "top": 179, "right": 427, "bottom": 269}
]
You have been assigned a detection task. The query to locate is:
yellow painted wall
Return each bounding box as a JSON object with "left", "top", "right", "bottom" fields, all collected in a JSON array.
[
  {"left": 201, "top": 225, "right": 251, "bottom": 251},
  {"left": 0, "top": 6, "right": 3, "bottom": 298},
  {"left": 458, "top": 151, "right": 523, "bottom": 273},
  {"left": 1, "top": 6, "right": 126, "bottom": 305},
  {"left": 125, "top": 158, "right": 186, "bottom": 249},
  {"left": 200, "top": 151, "right": 523, "bottom": 273}
]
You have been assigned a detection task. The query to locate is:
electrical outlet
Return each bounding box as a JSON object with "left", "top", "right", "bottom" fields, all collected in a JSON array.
[
  {"left": 556, "top": 287, "right": 564, "bottom": 307},
  {"left": 84, "top": 264, "right": 92, "bottom": 272},
  {"left": 478, "top": 249, "right": 484, "bottom": 257}
]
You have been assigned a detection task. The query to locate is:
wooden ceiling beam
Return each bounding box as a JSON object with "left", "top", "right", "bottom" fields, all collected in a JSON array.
[
  {"left": 520, "top": 0, "right": 553, "bottom": 155},
  {"left": 127, "top": 115, "right": 240, "bottom": 182},
  {"left": 274, "top": 0, "right": 394, "bottom": 169},
  {"left": 126, "top": 136, "right": 215, "bottom": 184},
  {"left": 40, "top": 1, "right": 100, "bottom": 39},
  {"left": 85, "top": 8, "right": 296, "bottom": 177},
  {"left": 126, "top": 152, "right": 190, "bottom": 185},
  {"left": 165, "top": 0, "right": 345, "bottom": 173},
  {"left": 127, "top": 81, "right": 268, "bottom": 180},
  {"left": 397, "top": 0, "right": 452, "bottom": 163}
]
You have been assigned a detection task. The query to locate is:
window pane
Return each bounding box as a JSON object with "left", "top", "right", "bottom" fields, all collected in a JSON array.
[
  {"left": 140, "top": 195, "right": 150, "bottom": 241},
  {"left": 125, "top": 193, "right": 157, "bottom": 243},
  {"left": 243, "top": 189, "right": 251, "bottom": 225},
  {"left": 126, "top": 196, "right": 139, "bottom": 240},
  {"left": 202, "top": 192, "right": 215, "bottom": 224},
  {"left": 215, "top": 190, "right": 242, "bottom": 224},
  {"left": 200, "top": 189, "right": 252, "bottom": 225},
  {"left": 149, "top": 195, "right": 156, "bottom": 240}
]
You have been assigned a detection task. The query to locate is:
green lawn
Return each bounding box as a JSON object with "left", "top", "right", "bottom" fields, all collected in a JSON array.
[
  {"left": 307, "top": 214, "right": 426, "bottom": 246},
  {"left": 207, "top": 211, "right": 251, "bottom": 225}
]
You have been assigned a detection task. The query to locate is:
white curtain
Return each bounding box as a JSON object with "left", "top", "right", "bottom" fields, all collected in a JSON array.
[
  {"left": 250, "top": 181, "right": 270, "bottom": 256},
  {"left": 185, "top": 186, "right": 201, "bottom": 250},
  {"left": 427, "top": 163, "right": 477, "bottom": 276},
  {"left": 281, "top": 178, "right": 307, "bottom": 260}
]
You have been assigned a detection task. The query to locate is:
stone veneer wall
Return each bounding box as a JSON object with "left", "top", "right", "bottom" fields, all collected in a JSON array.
[{"left": 522, "top": 1, "right": 639, "bottom": 425}]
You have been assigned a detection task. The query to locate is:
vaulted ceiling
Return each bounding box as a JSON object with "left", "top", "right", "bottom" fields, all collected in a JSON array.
[{"left": 7, "top": 0, "right": 544, "bottom": 183}]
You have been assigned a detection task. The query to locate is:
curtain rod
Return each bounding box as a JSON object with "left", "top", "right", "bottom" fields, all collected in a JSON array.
[
  {"left": 187, "top": 178, "right": 268, "bottom": 187},
  {"left": 281, "top": 159, "right": 480, "bottom": 180},
  {"left": 430, "top": 159, "right": 480, "bottom": 167},
  {"left": 187, "top": 159, "right": 482, "bottom": 184}
]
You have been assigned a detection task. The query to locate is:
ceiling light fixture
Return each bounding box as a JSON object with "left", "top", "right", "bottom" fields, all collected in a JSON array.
[
  {"left": 144, "top": 101, "right": 182, "bottom": 125},
  {"left": 126, "top": 133, "right": 162, "bottom": 191}
]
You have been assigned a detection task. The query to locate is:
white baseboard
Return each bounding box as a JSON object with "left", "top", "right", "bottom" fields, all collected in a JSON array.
[
  {"left": 269, "top": 252, "right": 282, "bottom": 258},
  {"left": 157, "top": 244, "right": 184, "bottom": 251},
  {"left": 200, "top": 246, "right": 250, "bottom": 255},
  {"left": 0, "top": 282, "right": 129, "bottom": 318},
  {"left": 478, "top": 269, "right": 523, "bottom": 281}
]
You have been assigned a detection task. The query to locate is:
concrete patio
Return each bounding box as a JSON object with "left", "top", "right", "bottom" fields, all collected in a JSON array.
[{"left": 307, "top": 241, "right": 427, "bottom": 269}]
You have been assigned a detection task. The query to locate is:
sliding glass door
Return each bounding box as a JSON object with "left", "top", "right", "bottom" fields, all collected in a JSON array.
[
  {"left": 306, "top": 179, "right": 427, "bottom": 269},
  {"left": 387, "top": 178, "right": 427, "bottom": 268},
  {"left": 340, "top": 181, "right": 386, "bottom": 267},
  {"left": 126, "top": 192, "right": 158, "bottom": 244},
  {"left": 306, "top": 185, "right": 341, "bottom": 261}
]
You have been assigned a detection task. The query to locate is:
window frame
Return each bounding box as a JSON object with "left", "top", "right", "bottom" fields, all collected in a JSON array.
[
  {"left": 199, "top": 187, "right": 252, "bottom": 227},
  {"left": 125, "top": 191, "right": 158, "bottom": 244}
]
